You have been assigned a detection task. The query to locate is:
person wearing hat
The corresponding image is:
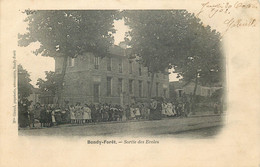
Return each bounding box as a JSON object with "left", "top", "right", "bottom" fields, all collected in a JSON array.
[{"left": 149, "top": 99, "right": 157, "bottom": 120}]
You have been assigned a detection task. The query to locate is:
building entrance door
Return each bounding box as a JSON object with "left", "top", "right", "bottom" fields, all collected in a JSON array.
[{"left": 93, "top": 84, "right": 100, "bottom": 103}]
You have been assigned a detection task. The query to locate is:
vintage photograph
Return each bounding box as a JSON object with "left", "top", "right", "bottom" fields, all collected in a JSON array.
[{"left": 17, "top": 10, "right": 226, "bottom": 137}]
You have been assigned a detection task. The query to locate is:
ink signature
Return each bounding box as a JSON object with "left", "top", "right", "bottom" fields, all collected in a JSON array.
[{"left": 196, "top": 1, "right": 258, "bottom": 34}]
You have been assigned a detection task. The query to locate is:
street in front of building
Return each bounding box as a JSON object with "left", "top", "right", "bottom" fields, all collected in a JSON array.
[{"left": 19, "top": 115, "right": 223, "bottom": 137}]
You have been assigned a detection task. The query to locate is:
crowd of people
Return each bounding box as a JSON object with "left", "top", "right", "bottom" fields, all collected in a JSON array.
[{"left": 18, "top": 98, "right": 192, "bottom": 128}]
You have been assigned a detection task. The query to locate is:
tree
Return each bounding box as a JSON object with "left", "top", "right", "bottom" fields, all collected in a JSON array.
[
  {"left": 18, "top": 64, "right": 32, "bottom": 127},
  {"left": 18, "top": 10, "right": 119, "bottom": 104},
  {"left": 123, "top": 10, "right": 204, "bottom": 98},
  {"left": 36, "top": 71, "right": 59, "bottom": 95},
  {"left": 18, "top": 64, "right": 32, "bottom": 102},
  {"left": 174, "top": 25, "right": 224, "bottom": 95},
  {"left": 123, "top": 10, "right": 224, "bottom": 114}
]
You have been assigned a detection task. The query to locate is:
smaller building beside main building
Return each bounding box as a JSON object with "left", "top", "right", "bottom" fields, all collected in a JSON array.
[
  {"left": 55, "top": 45, "right": 169, "bottom": 105},
  {"left": 170, "top": 81, "right": 222, "bottom": 98}
]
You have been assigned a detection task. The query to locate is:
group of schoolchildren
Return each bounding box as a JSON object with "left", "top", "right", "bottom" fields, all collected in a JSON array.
[
  {"left": 20, "top": 99, "right": 191, "bottom": 128},
  {"left": 69, "top": 103, "right": 125, "bottom": 124}
]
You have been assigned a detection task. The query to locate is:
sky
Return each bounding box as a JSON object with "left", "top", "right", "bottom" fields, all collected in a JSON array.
[{"left": 16, "top": 12, "right": 179, "bottom": 87}]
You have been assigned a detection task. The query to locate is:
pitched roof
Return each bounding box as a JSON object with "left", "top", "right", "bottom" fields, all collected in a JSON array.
[
  {"left": 108, "top": 45, "right": 125, "bottom": 56},
  {"left": 170, "top": 81, "right": 184, "bottom": 89}
]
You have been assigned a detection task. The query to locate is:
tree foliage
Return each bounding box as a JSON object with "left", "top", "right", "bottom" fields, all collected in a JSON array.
[
  {"left": 18, "top": 10, "right": 119, "bottom": 58},
  {"left": 124, "top": 10, "right": 191, "bottom": 73},
  {"left": 36, "top": 71, "right": 59, "bottom": 95},
  {"left": 18, "top": 64, "right": 32, "bottom": 101},
  {"left": 174, "top": 23, "right": 224, "bottom": 87},
  {"left": 123, "top": 10, "right": 224, "bottom": 98},
  {"left": 18, "top": 10, "right": 119, "bottom": 103}
]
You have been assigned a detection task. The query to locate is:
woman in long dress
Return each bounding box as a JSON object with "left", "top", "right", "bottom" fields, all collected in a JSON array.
[
  {"left": 144, "top": 103, "right": 150, "bottom": 120},
  {"left": 161, "top": 102, "right": 167, "bottom": 117},
  {"left": 75, "top": 105, "right": 81, "bottom": 124},
  {"left": 83, "top": 104, "right": 90, "bottom": 124},
  {"left": 157, "top": 100, "right": 163, "bottom": 120},
  {"left": 46, "top": 106, "right": 52, "bottom": 127},
  {"left": 69, "top": 105, "right": 75, "bottom": 124},
  {"left": 85, "top": 105, "right": 92, "bottom": 123},
  {"left": 40, "top": 105, "right": 46, "bottom": 127},
  {"left": 51, "top": 109, "right": 56, "bottom": 126},
  {"left": 122, "top": 106, "right": 127, "bottom": 121},
  {"left": 150, "top": 99, "right": 157, "bottom": 120},
  {"left": 79, "top": 106, "right": 84, "bottom": 124},
  {"left": 135, "top": 105, "right": 141, "bottom": 120},
  {"left": 130, "top": 104, "right": 135, "bottom": 120}
]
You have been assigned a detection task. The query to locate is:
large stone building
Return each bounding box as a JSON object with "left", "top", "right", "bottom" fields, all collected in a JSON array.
[{"left": 55, "top": 45, "right": 169, "bottom": 105}]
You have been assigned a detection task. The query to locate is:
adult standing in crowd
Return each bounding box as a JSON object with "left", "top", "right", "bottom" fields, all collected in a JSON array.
[
  {"left": 161, "top": 101, "right": 167, "bottom": 117},
  {"left": 150, "top": 99, "right": 157, "bottom": 120},
  {"left": 75, "top": 103, "right": 82, "bottom": 124},
  {"left": 18, "top": 100, "right": 30, "bottom": 128},
  {"left": 39, "top": 105, "right": 46, "bottom": 127},
  {"left": 34, "top": 103, "right": 41, "bottom": 122},
  {"left": 28, "top": 105, "right": 35, "bottom": 128},
  {"left": 46, "top": 105, "right": 52, "bottom": 127},
  {"left": 83, "top": 104, "right": 91, "bottom": 124},
  {"left": 155, "top": 99, "right": 162, "bottom": 120},
  {"left": 69, "top": 105, "right": 75, "bottom": 124},
  {"left": 51, "top": 107, "right": 56, "bottom": 126},
  {"left": 102, "top": 104, "right": 109, "bottom": 122},
  {"left": 130, "top": 103, "right": 136, "bottom": 120},
  {"left": 125, "top": 105, "right": 130, "bottom": 120}
]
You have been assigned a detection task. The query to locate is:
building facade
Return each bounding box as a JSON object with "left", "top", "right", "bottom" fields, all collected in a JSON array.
[
  {"left": 170, "top": 81, "right": 222, "bottom": 98},
  {"left": 27, "top": 87, "right": 40, "bottom": 106},
  {"left": 55, "top": 45, "right": 169, "bottom": 105}
]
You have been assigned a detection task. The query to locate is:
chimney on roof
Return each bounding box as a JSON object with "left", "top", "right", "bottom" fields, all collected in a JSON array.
[{"left": 119, "top": 41, "right": 127, "bottom": 49}]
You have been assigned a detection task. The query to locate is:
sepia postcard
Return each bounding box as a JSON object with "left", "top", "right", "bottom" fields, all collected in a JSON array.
[{"left": 0, "top": 0, "right": 259, "bottom": 166}]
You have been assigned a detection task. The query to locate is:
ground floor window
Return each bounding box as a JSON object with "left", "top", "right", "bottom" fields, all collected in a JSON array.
[
  {"left": 118, "top": 78, "right": 123, "bottom": 94},
  {"left": 107, "top": 77, "right": 112, "bottom": 96},
  {"left": 147, "top": 81, "right": 151, "bottom": 97},
  {"left": 156, "top": 83, "right": 159, "bottom": 97},
  {"left": 93, "top": 84, "right": 100, "bottom": 102},
  {"left": 163, "top": 89, "right": 167, "bottom": 98},
  {"left": 178, "top": 90, "right": 182, "bottom": 97},
  {"left": 129, "top": 79, "right": 133, "bottom": 94},
  {"left": 139, "top": 80, "right": 143, "bottom": 97}
]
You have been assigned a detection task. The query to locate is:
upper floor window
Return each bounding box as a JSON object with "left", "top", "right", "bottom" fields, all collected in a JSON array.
[
  {"left": 94, "top": 56, "right": 100, "bottom": 69},
  {"left": 139, "top": 80, "right": 143, "bottom": 97},
  {"left": 119, "top": 59, "right": 123, "bottom": 73},
  {"left": 107, "top": 57, "right": 112, "bottom": 71},
  {"left": 163, "top": 89, "right": 167, "bottom": 98},
  {"left": 156, "top": 83, "right": 159, "bottom": 97},
  {"left": 129, "top": 79, "right": 133, "bottom": 94},
  {"left": 118, "top": 78, "right": 123, "bottom": 94},
  {"left": 139, "top": 63, "right": 142, "bottom": 76},
  {"left": 147, "top": 81, "right": 151, "bottom": 96},
  {"left": 107, "top": 77, "right": 112, "bottom": 96},
  {"left": 129, "top": 61, "right": 133, "bottom": 74},
  {"left": 68, "top": 57, "right": 75, "bottom": 67}
]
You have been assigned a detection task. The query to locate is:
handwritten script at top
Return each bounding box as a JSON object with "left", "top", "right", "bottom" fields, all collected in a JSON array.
[{"left": 196, "top": 1, "right": 258, "bottom": 34}]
